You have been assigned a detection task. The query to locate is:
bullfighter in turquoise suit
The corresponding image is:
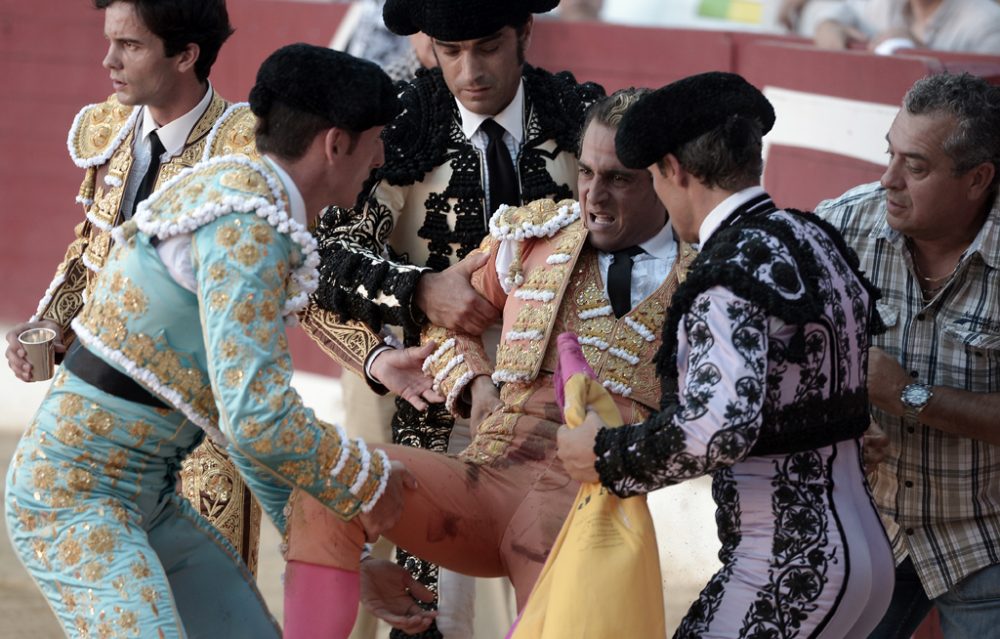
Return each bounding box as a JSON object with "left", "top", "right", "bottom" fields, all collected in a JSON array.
[{"left": 4, "top": 44, "right": 417, "bottom": 638}]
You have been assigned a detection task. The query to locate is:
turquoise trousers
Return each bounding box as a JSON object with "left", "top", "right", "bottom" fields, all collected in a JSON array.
[{"left": 4, "top": 369, "right": 280, "bottom": 638}]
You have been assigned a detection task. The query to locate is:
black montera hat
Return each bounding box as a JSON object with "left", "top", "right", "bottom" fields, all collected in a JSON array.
[
  {"left": 249, "top": 43, "right": 400, "bottom": 131},
  {"left": 615, "top": 72, "right": 775, "bottom": 169},
  {"left": 383, "top": 0, "right": 559, "bottom": 41}
]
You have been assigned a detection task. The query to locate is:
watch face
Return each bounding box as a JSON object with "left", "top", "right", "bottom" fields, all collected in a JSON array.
[{"left": 902, "top": 384, "right": 931, "bottom": 408}]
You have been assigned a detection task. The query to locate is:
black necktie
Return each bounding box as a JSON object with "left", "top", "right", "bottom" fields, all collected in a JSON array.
[
  {"left": 608, "top": 246, "right": 644, "bottom": 318},
  {"left": 481, "top": 119, "right": 520, "bottom": 213},
  {"left": 131, "top": 130, "right": 165, "bottom": 217}
]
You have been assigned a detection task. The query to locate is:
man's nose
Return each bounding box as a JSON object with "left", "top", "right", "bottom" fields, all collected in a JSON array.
[{"left": 880, "top": 159, "right": 903, "bottom": 191}]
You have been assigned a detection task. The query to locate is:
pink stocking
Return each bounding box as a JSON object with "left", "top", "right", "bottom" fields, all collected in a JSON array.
[{"left": 283, "top": 560, "right": 360, "bottom": 639}]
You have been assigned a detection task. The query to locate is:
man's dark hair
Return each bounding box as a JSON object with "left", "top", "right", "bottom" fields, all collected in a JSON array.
[
  {"left": 94, "top": 0, "right": 234, "bottom": 83},
  {"left": 660, "top": 116, "right": 764, "bottom": 192},
  {"left": 255, "top": 104, "right": 355, "bottom": 161},
  {"left": 577, "top": 87, "right": 650, "bottom": 156},
  {"left": 905, "top": 73, "right": 1000, "bottom": 194}
]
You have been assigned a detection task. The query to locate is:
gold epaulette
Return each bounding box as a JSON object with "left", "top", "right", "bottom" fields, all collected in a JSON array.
[
  {"left": 488, "top": 198, "right": 580, "bottom": 242},
  {"left": 203, "top": 102, "right": 260, "bottom": 162},
  {"left": 67, "top": 94, "right": 139, "bottom": 169},
  {"left": 136, "top": 157, "right": 281, "bottom": 244}
]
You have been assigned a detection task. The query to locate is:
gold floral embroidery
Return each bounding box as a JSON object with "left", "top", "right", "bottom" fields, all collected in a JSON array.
[
  {"left": 32, "top": 539, "right": 51, "bottom": 565},
  {"left": 129, "top": 421, "right": 152, "bottom": 447},
  {"left": 209, "top": 290, "right": 230, "bottom": 312},
  {"left": 121, "top": 333, "right": 156, "bottom": 363},
  {"left": 59, "top": 394, "right": 85, "bottom": 418},
  {"left": 81, "top": 561, "right": 107, "bottom": 582},
  {"left": 254, "top": 324, "right": 277, "bottom": 346},
  {"left": 251, "top": 224, "right": 273, "bottom": 244},
  {"left": 104, "top": 450, "right": 128, "bottom": 482},
  {"left": 233, "top": 299, "right": 256, "bottom": 325},
  {"left": 176, "top": 181, "right": 206, "bottom": 202},
  {"left": 219, "top": 168, "right": 269, "bottom": 195},
  {"left": 218, "top": 338, "right": 240, "bottom": 359},
  {"left": 50, "top": 488, "right": 74, "bottom": 508},
  {"left": 111, "top": 575, "right": 128, "bottom": 599},
  {"left": 55, "top": 421, "right": 86, "bottom": 447},
  {"left": 66, "top": 467, "right": 96, "bottom": 493},
  {"left": 120, "top": 284, "right": 148, "bottom": 315},
  {"left": 259, "top": 299, "right": 279, "bottom": 322},
  {"left": 236, "top": 242, "right": 261, "bottom": 267},
  {"left": 216, "top": 225, "right": 240, "bottom": 247},
  {"left": 118, "top": 610, "right": 138, "bottom": 633},
  {"left": 223, "top": 368, "right": 244, "bottom": 388},
  {"left": 140, "top": 585, "right": 160, "bottom": 616},
  {"left": 87, "top": 525, "right": 116, "bottom": 555},
  {"left": 208, "top": 262, "right": 228, "bottom": 282},
  {"left": 63, "top": 589, "right": 79, "bottom": 613},
  {"left": 86, "top": 410, "right": 115, "bottom": 437},
  {"left": 74, "top": 616, "right": 90, "bottom": 636},
  {"left": 57, "top": 530, "right": 83, "bottom": 566},
  {"left": 31, "top": 462, "right": 56, "bottom": 491},
  {"left": 131, "top": 559, "right": 151, "bottom": 580},
  {"left": 238, "top": 417, "right": 264, "bottom": 438}
]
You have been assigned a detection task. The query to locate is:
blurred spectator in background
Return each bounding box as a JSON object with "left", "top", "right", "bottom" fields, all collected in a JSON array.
[
  {"left": 557, "top": 0, "right": 603, "bottom": 20},
  {"left": 334, "top": 0, "right": 435, "bottom": 81},
  {"left": 809, "top": 0, "right": 1000, "bottom": 54}
]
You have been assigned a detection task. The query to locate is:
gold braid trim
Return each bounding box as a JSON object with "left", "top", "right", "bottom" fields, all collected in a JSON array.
[{"left": 298, "top": 301, "right": 382, "bottom": 379}]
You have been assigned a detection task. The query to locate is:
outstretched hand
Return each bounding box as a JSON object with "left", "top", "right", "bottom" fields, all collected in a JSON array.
[
  {"left": 415, "top": 251, "right": 497, "bottom": 335},
  {"left": 370, "top": 342, "right": 445, "bottom": 411},
  {"left": 360, "top": 557, "right": 438, "bottom": 634}
]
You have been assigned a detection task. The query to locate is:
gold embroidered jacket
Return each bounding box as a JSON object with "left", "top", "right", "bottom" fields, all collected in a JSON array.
[
  {"left": 422, "top": 198, "right": 693, "bottom": 417},
  {"left": 73, "top": 156, "right": 389, "bottom": 525},
  {"left": 31, "top": 92, "right": 258, "bottom": 338}
]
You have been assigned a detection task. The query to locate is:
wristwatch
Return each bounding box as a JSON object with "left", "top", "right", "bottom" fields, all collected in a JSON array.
[{"left": 900, "top": 383, "right": 934, "bottom": 421}]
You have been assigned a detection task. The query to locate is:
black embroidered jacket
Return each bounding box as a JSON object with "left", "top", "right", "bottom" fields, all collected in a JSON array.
[
  {"left": 595, "top": 196, "right": 884, "bottom": 496},
  {"left": 313, "top": 65, "right": 604, "bottom": 338}
]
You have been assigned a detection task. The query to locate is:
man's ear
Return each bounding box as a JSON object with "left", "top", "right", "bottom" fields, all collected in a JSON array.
[
  {"left": 664, "top": 154, "right": 690, "bottom": 188},
  {"left": 324, "top": 127, "right": 350, "bottom": 162},
  {"left": 520, "top": 16, "right": 534, "bottom": 51},
  {"left": 656, "top": 154, "right": 685, "bottom": 186},
  {"left": 175, "top": 43, "right": 200, "bottom": 75},
  {"left": 967, "top": 161, "right": 996, "bottom": 202}
]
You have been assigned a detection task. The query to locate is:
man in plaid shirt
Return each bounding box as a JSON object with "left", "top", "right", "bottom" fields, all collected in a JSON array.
[{"left": 817, "top": 72, "right": 1000, "bottom": 638}]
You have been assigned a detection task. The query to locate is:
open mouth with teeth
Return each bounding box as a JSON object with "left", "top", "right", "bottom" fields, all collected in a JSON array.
[{"left": 588, "top": 211, "right": 617, "bottom": 228}]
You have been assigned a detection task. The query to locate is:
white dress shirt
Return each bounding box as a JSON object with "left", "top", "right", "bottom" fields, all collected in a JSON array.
[
  {"left": 120, "top": 85, "right": 214, "bottom": 219},
  {"left": 597, "top": 222, "right": 679, "bottom": 310},
  {"left": 455, "top": 81, "right": 526, "bottom": 216}
]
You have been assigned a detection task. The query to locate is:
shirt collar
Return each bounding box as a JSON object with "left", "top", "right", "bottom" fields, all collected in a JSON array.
[
  {"left": 263, "top": 156, "right": 308, "bottom": 228},
  {"left": 636, "top": 221, "right": 678, "bottom": 259},
  {"left": 698, "top": 185, "right": 766, "bottom": 245},
  {"left": 973, "top": 197, "right": 1000, "bottom": 270},
  {"left": 139, "top": 84, "right": 214, "bottom": 157},
  {"left": 456, "top": 80, "right": 525, "bottom": 146}
]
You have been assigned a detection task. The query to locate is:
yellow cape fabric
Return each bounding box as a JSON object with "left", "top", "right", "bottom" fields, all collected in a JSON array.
[{"left": 510, "top": 373, "right": 666, "bottom": 638}]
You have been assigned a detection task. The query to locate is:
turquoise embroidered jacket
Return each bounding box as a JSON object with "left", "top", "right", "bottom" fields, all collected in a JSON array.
[{"left": 72, "top": 156, "right": 389, "bottom": 529}]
